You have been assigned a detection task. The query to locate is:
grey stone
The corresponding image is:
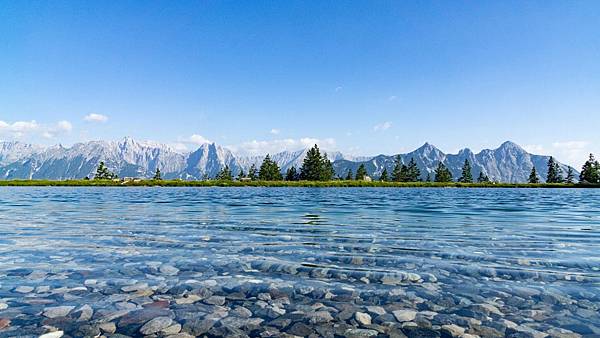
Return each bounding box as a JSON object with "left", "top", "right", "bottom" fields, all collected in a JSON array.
[
  {"left": 140, "top": 316, "right": 174, "bottom": 335},
  {"left": 43, "top": 305, "right": 75, "bottom": 318}
]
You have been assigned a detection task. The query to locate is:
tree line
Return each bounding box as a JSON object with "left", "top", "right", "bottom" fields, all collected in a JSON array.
[{"left": 91, "top": 146, "right": 600, "bottom": 185}]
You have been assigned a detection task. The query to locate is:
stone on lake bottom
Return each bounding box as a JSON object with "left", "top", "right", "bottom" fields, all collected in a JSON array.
[
  {"left": 140, "top": 316, "right": 174, "bottom": 335},
  {"left": 355, "top": 312, "right": 372, "bottom": 326},
  {"left": 0, "top": 318, "right": 10, "bottom": 330},
  {"left": 39, "top": 331, "right": 64, "bottom": 338},
  {"left": 43, "top": 305, "right": 75, "bottom": 318},
  {"left": 392, "top": 309, "right": 417, "bottom": 322}
]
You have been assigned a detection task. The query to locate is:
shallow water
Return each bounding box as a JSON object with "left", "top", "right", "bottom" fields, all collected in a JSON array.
[{"left": 0, "top": 187, "right": 599, "bottom": 337}]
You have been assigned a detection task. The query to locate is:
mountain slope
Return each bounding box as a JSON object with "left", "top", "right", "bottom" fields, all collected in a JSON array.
[{"left": 0, "top": 138, "right": 577, "bottom": 182}]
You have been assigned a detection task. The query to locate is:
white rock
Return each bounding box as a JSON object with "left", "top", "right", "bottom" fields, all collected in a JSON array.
[
  {"left": 355, "top": 312, "right": 372, "bottom": 326},
  {"left": 392, "top": 309, "right": 417, "bottom": 322},
  {"left": 121, "top": 282, "right": 148, "bottom": 292},
  {"left": 159, "top": 264, "right": 180, "bottom": 276},
  {"left": 43, "top": 306, "right": 75, "bottom": 318},
  {"left": 39, "top": 331, "right": 64, "bottom": 338},
  {"left": 14, "top": 286, "right": 34, "bottom": 293},
  {"left": 366, "top": 306, "right": 386, "bottom": 315}
]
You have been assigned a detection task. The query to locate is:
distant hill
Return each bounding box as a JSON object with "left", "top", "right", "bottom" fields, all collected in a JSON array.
[{"left": 0, "top": 138, "right": 576, "bottom": 183}]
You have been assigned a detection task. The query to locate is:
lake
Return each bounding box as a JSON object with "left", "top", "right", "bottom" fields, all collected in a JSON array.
[{"left": 0, "top": 187, "right": 599, "bottom": 337}]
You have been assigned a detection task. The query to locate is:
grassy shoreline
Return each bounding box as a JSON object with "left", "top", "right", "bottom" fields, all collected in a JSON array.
[{"left": 0, "top": 179, "right": 598, "bottom": 188}]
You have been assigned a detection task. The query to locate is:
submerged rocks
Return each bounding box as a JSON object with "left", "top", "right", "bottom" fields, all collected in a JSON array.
[
  {"left": 355, "top": 311, "right": 372, "bottom": 326},
  {"left": 43, "top": 306, "right": 75, "bottom": 318},
  {"left": 139, "top": 316, "right": 173, "bottom": 335},
  {"left": 393, "top": 309, "right": 418, "bottom": 322}
]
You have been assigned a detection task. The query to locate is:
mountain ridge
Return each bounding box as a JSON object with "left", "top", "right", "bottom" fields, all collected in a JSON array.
[{"left": 0, "top": 138, "right": 577, "bottom": 182}]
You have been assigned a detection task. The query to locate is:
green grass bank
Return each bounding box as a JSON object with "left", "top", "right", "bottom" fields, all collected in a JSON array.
[{"left": 0, "top": 179, "right": 598, "bottom": 188}]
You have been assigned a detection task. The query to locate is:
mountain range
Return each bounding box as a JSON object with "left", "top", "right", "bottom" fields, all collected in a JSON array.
[{"left": 0, "top": 137, "right": 575, "bottom": 183}]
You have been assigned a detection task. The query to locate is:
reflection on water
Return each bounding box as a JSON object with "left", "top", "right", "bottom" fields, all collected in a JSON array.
[{"left": 0, "top": 187, "right": 599, "bottom": 337}]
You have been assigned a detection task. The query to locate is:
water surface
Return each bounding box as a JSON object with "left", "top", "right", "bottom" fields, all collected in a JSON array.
[{"left": 0, "top": 187, "right": 599, "bottom": 337}]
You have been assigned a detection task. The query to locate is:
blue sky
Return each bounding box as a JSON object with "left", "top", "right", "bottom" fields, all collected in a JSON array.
[{"left": 1, "top": 1, "right": 599, "bottom": 166}]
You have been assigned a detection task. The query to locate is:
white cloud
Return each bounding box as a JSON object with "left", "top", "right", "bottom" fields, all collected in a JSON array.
[
  {"left": 335, "top": 86, "right": 343, "bottom": 92},
  {"left": 373, "top": 121, "right": 392, "bottom": 132},
  {"left": 56, "top": 120, "right": 72, "bottom": 132},
  {"left": 388, "top": 95, "right": 397, "bottom": 101},
  {"left": 270, "top": 128, "right": 280, "bottom": 135},
  {"left": 84, "top": 113, "right": 108, "bottom": 123},
  {"left": 523, "top": 144, "right": 545, "bottom": 154},
  {"left": 524, "top": 141, "right": 592, "bottom": 168},
  {"left": 551, "top": 141, "right": 591, "bottom": 167},
  {"left": 0, "top": 119, "right": 72, "bottom": 139},
  {"left": 188, "top": 134, "right": 211, "bottom": 145},
  {"left": 230, "top": 137, "right": 336, "bottom": 156}
]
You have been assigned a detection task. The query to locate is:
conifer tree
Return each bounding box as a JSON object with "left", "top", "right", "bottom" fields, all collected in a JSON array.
[
  {"left": 405, "top": 158, "right": 421, "bottom": 182},
  {"left": 400, "top": 164, "right": 409, "bottom": 182},
  {"left": 259, "top": 154, "right": 282, "bottom": 181},
  {"left": 579, "top": 153, "right": 600, "bottom": 183},
  {"left": 320, "top": 153, "right": 335, "bottom": 181},
  {"left": 285, "top": 166, "right": 299, "bottom": 181},
  {"left": 458, "top": 159, "right": 473, "bottom": 183},
  {"left": 565, "top": 167, "right": 575, "bottom": 184},
  {"left": 434, "top": 162, "right": 452, "bottom": 182},
  {"left": 216, "top": 165, "right": 233, "bottom": 181},
  {"left": 380, "top": 168, "right": 389, "bottom": 182},
  {"left": 546, "top": 156, "right": 563, "bottom": 183},
  {"left": 153, "top": 167, "right": 162, "bottom": 180},
  {"left": 345, "top": 169, "right": 353, "bottom": 180},
  {"left": 391, "top": 155, "right": 403, "bottom": 182},
  {"left": 528, "top": 166, "right": 540, "bottom": 184},
  {"left": 237, "top": 169, "right": 245, "bottom": 181},
  {"left": 355, "top": 164, "right": 368, "bottom": 180},
  {"left": 300, "top": 145, "right": 324, "bottom": 181},
  {"left": 477, "top": 171, "right": 490, "bottom": 183},
  {"left": 94, "top": 161, "right": 117, "bottom": 180},
  {"left": 425, "top": 173, "right": 432, "bottom": 182},
  {"left": 248, "top": 164, "right": 258, "bottom": 181}
]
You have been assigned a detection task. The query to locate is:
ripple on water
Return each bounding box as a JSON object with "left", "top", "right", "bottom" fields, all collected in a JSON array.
[{"left": 0, "top": 187, "right": 600, "bottom": 336}]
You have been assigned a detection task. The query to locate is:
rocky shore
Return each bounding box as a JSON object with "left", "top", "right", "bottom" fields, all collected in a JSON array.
[{"left": 1, "top": 257, "right": 596, "bottom": 338}]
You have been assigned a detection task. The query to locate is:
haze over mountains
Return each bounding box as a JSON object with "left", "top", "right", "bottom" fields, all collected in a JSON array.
[{"left": 0, "top": 137, "right": 574, "bottom": 183}]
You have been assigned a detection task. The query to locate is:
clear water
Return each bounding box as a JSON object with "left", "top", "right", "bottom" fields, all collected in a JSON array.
[{"left": 1, "top": 187, "right": 599, "bottom": 336}]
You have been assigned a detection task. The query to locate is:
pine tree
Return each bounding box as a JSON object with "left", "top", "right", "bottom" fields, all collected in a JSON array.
[
  {"left": 405, "top": 158, "right": 421, "bottom": 182},
  {"left": 300, "top": 145, "right": 324, "bottom": 181},
  {"left": 400, "top": 164, "right": 409, "bottom": 182},
  {"left": 320, "top": 153, "right": 335, "bottom": 181},
  {"left": 380, "top": 168, "right": 389, "bottom": 182},
  {"left": 391, "top": 155, "right": 403, "bottom": 182},
  {"left": 94, "top": 161, "right": 117, "bottom": 180},
  {"left": 216, "top": 165, "right": 233, "bottom": 181},
  {"left": 546, "top": 156, "right": 563, "bottom": 183},
  {"left": 565, "top": 167, "right": 575, "bottom": 184},
  {"left": 434, "top": 162, "right": 452, "bottom": 182},
  {"left": 345, "top": 169, "right": 353, "bottom": 180},
  {"left": 248, "top": 164, "right": 258, "bottom": 181},
  {"left": 425, "top": 173, "right": 432, "bottom": 182},
  {"left": 237, "top": 169, "right": 245, "bottom": 181},
  {"left": 477, "top": 171, "right": 490, "bottom": 183},
  {"left": 458, "top": 159, "right": 473, "bottom": 183},
  {"left": 153, "top": 167, "right": 162, "bottom": 180},
  {"left": 528, "top": 166, "right": 540, "bottom": 184},
  {"left": 285, "top": 166, "right": 299, "bottom": 181},
  {"left": 355, "top": 164, "right": 368, "bottom": 180},
  {"left": 259, "top": 154, "right": 283, "bottom": 181},
  {"left": 579, "top": 153, "right": 600, "bottom": 184}
]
